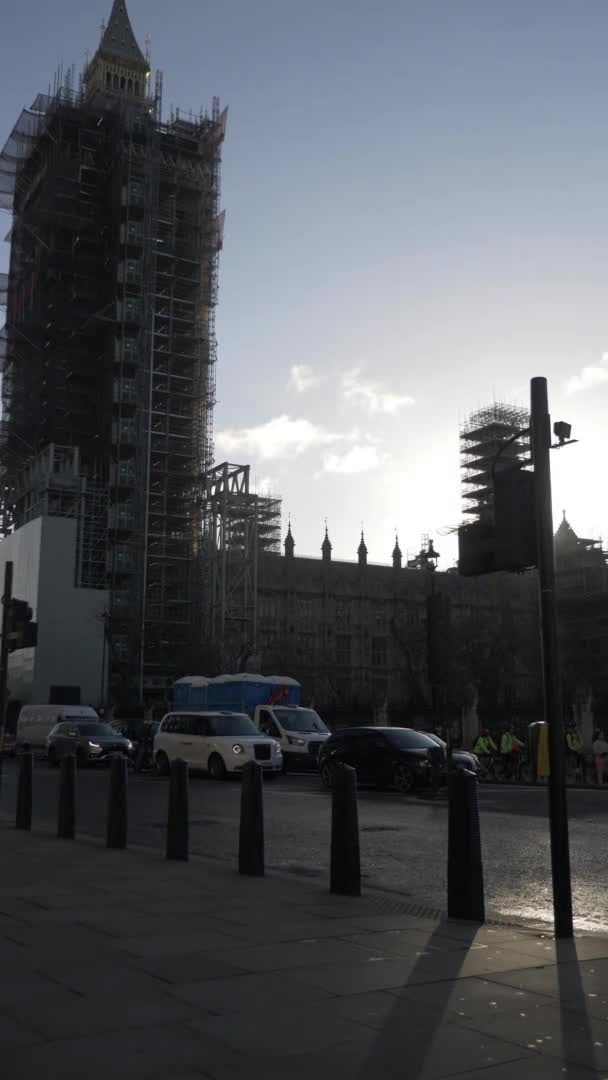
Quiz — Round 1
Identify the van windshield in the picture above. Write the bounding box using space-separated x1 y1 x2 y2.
207 714 258 737
273 708 328 734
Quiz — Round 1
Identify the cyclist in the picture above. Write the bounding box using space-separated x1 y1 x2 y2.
473 729 497 756
500 726 525 781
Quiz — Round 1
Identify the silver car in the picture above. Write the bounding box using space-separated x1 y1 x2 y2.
46 720 134 767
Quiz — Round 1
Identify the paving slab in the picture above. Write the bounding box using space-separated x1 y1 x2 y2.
461 1001 608 1071
168 969 333 1013
390 973 557 1019
1 826 608 1079
301 1023 532 1080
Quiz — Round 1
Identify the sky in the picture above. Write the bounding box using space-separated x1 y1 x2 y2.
1 0 608 566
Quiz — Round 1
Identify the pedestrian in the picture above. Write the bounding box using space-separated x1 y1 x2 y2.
592 729 608 786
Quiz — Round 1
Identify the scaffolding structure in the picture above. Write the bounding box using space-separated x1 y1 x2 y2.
202 463 282 669
0 4 226 701
460 403 530 522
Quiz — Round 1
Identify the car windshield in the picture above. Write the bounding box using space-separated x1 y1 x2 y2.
385 729 440 751
74 722 118 736
207 714 258 737
273 708 329 734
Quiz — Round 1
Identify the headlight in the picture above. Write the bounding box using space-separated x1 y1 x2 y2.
89 742 101 749
232 744 243 754
273 740 282 753
125 741 134 751
287 736 305 746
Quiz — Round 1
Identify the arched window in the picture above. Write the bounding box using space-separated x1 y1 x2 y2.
106 71 112 87
120 76 126 90
128 79 133 94
113 74 119 89
135 82 140 97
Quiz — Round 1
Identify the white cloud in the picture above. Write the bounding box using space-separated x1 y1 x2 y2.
289 364 327 393
322 445 387 474
216 414 353 462
342 369 414 414
566 356 608 395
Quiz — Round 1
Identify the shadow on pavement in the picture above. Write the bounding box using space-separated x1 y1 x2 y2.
557 939 598 1073
357 920 478 1079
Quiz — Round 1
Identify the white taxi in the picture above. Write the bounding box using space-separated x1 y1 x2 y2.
154 710 282 779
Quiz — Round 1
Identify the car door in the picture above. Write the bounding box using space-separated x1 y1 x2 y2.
159 715 178 761
340 733 370 782
60 724 80 759
171 714 194 766
188 715 211 768
364 733 393 787
50 722 68 757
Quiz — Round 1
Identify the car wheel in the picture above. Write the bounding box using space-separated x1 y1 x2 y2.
47 747 59 768
319 761 334 790
393 762 414 794
208 753 227 781
155 750 170 777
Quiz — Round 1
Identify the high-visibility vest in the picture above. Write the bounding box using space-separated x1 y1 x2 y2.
501 732 513 753
474 736 496 754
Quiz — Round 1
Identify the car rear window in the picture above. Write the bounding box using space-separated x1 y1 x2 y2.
385 729 439 751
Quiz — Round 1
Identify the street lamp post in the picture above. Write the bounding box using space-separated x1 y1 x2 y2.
530 376 573 939
420 539 442 728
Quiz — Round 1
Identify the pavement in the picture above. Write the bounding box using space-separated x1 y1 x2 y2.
2 824 608 1079
3 760 608 932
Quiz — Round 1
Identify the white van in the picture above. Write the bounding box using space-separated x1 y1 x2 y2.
255 705 330 768
154 710 283 779
16 705 99 754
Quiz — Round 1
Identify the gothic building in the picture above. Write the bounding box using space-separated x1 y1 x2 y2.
255 526 542 731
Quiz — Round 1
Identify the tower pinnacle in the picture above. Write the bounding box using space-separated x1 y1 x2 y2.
99 1 148 69
85 1 149 100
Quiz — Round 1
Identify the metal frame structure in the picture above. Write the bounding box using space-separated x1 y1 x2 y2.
202 462 282 669
9 444 108 590
460 403 530 522
0 4 226 702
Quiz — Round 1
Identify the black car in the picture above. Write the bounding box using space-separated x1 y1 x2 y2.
318 726 443 794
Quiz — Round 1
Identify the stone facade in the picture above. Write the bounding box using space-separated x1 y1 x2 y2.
255 530 542 730
556 515 608 724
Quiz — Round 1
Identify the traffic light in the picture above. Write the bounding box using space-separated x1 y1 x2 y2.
5 598 37 652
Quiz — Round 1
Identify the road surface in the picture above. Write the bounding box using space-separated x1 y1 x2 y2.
2 761 607 932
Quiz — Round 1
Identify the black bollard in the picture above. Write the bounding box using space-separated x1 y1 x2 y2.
57 754 76 839
106 753 128 850
330 763 361 897
15 750 33 832
166 758 189 861
447 768 485 922
239 760 264 876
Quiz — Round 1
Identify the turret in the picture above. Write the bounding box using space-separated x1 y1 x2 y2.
358 530 368 566
322 525 332 563
284 521 295 559
392 534 402 570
